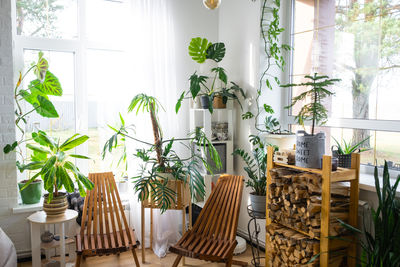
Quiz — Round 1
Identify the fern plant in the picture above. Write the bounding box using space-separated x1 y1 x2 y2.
281 73 341 135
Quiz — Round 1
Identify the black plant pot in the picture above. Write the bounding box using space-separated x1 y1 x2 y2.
200 95 210 109
332 150 352 168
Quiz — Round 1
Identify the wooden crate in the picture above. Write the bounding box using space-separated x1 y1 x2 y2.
266 146 360 267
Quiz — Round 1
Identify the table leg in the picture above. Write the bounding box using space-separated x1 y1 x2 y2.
31 222 41 267
60 222 66 267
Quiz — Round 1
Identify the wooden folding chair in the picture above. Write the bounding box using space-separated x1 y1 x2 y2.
75 172 140 267
169 174 248 267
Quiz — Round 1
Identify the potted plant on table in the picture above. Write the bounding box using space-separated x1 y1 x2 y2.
233 136 270 215
3 52 94 212
175 37 245 114
332 137 370 168
16 131 93 216
103 93 221 213
281 73 341 169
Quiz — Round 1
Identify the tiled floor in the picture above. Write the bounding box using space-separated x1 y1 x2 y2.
18 246 263 267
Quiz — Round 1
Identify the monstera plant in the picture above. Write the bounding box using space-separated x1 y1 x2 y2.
176 37 245 113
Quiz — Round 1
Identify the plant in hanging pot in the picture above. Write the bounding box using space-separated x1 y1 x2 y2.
103 94 222 213
233 136 270 216
281 73 341 169
16 131 94 216
332 136 370 168
175 37 245 114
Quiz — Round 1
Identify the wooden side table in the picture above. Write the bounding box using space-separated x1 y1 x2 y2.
28 209 78 267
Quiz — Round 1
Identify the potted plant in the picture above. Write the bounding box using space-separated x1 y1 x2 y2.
333 161 400 266
18 179 42 204
281 73 341 169
103 94 221 213
331 136 370 168
175 37 245 114
233 136 269 215
16 131 93 216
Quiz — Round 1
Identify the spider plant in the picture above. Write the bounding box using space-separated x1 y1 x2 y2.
103 93 221 212
332 136 370 155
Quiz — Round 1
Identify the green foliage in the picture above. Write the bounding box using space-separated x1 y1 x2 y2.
103 94 222 213
206 43 226 62
282 73 340 135
233 136 271 196
17 131 93 200
176 37 245 114
337 162 400 267
242 112 254 120
188 37 212 63
332 136 370 155
3 52 63 156
244 0 290 135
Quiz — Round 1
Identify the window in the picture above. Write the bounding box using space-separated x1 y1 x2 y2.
288 0 400 173
14 0 130 177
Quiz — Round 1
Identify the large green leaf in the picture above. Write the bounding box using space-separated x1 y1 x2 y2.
35 95 59 118
175 92 185 113
26 144 50 154
34 51 49 81
16 161 45 172
60 135 89 151
43 166 56 191
57 166 74 192
211 67 227 84
189 72 208 99
188 37 212 63
206 42 226 62
41 71 63 96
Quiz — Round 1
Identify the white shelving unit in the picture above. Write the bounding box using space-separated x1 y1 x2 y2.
190 108 234 202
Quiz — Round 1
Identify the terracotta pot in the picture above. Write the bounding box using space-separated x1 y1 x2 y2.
212 96 226 109
43 192 68 217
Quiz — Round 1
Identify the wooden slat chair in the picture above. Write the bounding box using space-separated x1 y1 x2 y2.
75 172 140 267
169 174 248 267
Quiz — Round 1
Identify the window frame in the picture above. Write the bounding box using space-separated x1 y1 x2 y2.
285 0 400 176
12 0 129 177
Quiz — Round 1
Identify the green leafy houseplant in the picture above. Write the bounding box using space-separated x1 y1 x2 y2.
176 37 245 114
16 131 94 202
335 162 400 267
103 94 222 212
332 136 370 155
281 73 341 136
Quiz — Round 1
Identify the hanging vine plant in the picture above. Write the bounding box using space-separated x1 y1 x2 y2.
242 0 291 135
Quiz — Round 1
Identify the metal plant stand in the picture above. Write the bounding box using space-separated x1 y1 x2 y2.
247 205 265 267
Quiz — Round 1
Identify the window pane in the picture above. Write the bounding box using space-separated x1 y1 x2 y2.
291 0 400 121
86 0 130 44
86 49 130 176
23 50 75 139
16 0 78 39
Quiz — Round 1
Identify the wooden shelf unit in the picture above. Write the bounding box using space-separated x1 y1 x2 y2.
266 146 360 267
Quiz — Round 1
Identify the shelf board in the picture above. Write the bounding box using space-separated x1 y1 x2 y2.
274 162 357 182
191 108 233 111
271 221 320 240
211 140 232 144
41 238 74 250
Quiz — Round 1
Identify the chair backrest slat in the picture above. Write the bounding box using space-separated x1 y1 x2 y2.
190 174 243 242
106 175 124 247
97 174 104 248
92 174 99 248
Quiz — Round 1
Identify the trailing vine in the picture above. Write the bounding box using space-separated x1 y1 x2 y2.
242 0 290 134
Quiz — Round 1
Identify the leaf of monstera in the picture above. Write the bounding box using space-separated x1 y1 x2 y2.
206 42 226 62
34 51 49 81
41 71 62 96
189 72 208 99
188 37 212 63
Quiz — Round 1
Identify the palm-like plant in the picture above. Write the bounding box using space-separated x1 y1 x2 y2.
233 136 271 196
103 93 222 212
332 136 370 155
16 131 93 202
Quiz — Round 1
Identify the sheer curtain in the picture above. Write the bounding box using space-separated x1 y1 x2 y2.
126 0 188 258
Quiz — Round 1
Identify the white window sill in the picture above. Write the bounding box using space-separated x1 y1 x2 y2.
359 173 400 196
12 199 43 214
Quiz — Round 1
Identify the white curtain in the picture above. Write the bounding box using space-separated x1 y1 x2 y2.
126 0 189 258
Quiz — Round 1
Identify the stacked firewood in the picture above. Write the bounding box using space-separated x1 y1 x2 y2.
268 168 350 238
266 223 319 266
266 223 346 267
